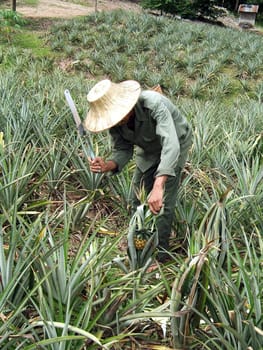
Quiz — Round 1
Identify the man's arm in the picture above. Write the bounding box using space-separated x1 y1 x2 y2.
148 175 168 214
109 128 134 173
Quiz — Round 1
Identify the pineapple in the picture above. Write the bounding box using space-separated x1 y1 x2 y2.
134 229 148 250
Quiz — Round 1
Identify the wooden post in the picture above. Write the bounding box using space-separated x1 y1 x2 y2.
235 0 240 12
12 0 16 11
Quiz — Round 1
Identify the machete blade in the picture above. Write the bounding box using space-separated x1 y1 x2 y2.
64 89 95 159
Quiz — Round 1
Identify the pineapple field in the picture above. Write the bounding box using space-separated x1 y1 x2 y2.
0 3 262 350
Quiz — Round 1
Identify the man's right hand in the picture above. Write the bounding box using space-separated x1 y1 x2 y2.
88 157 117 173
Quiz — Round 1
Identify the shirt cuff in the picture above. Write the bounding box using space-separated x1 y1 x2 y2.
155 168 176 177
107 159 120 175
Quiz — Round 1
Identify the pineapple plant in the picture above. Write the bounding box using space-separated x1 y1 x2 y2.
127 204 159 271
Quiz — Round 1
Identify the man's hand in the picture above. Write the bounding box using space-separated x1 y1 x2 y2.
148 175 167 215
88 157 117 173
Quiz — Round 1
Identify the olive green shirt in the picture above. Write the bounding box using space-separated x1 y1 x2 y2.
109 90 192 177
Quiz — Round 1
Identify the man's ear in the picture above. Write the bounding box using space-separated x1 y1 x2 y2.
151 84 163 94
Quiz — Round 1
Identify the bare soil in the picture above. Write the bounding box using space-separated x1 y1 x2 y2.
17 0 140 18
17 0 263 35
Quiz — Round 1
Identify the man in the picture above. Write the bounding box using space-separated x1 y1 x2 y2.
84 79 192 262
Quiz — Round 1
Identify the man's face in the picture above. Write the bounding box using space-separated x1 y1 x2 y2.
116 109 134 126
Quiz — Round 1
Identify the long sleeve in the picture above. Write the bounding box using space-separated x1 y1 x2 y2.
150 102 180 177
109 128 134 173
134 91 191 176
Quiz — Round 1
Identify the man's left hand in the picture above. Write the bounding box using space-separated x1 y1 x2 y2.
148 175 167 214
148 187 164 215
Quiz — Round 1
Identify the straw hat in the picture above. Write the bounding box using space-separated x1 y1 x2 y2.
84 79 141 132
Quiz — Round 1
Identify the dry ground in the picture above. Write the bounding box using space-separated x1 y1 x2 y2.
17 0 140 18
17 0 263 34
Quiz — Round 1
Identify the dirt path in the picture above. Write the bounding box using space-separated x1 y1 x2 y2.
16 0 262 35
17 0 140 18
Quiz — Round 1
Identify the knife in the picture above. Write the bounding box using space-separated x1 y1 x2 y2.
64 89 95 160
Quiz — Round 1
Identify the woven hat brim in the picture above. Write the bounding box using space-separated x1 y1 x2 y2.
85 80 141 133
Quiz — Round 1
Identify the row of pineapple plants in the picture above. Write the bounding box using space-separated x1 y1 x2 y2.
0 8 262 349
